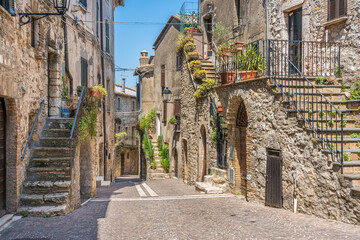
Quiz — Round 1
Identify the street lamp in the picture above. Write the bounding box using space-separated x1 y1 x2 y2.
162 87 172 103
17 0 71 26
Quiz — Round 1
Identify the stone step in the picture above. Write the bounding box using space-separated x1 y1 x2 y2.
45 118 74 130
284 100 360 111
30 157 71 168
42 129 71 138
96 176 104 187
306 127 360 138
323 149 360 161
17 205 67 217
27 167 71 181
306 119 359 129
343 174 360 187
37 138 70 148
20 192 69 206
343 161 360 174
275 92 346 101
101 181 111 188
351 187 360 196
316 138 360 149
22 180 71 194
272 84 343 93
148 172 167 179
195 182 223 194
31 147 71 158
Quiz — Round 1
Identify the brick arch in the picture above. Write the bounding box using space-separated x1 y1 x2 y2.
226 96 249 196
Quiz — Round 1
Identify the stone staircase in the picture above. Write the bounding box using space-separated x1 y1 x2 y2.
18 118 74 216
200 59 216 81
273 77 360 195
147 137 169 180
195 167 228 194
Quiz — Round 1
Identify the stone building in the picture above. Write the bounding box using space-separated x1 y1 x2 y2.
114 79 139 177
0 0 124 217
192 0 360 223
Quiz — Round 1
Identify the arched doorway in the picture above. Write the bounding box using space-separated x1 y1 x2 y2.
235 101 248 195
0 98 6 217
198 125 207 182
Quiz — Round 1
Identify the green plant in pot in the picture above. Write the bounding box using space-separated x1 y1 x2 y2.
168 117 177 125
184 42 196 52
115 118 122 124
235 44 264 81
187 51 200 61
193 70 207 81
189 60 202 73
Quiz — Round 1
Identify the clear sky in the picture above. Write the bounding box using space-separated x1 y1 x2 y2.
114 0 188 89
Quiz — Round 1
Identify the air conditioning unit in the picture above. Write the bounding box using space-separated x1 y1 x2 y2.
229 168 235 184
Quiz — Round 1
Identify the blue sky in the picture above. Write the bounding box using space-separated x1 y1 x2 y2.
114 0 187 89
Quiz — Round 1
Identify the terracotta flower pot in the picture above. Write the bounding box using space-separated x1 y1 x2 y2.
238 71 257 81
220 72 235 84
218 105 223 114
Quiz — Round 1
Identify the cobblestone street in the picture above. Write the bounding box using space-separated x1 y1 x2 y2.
1 177 360 240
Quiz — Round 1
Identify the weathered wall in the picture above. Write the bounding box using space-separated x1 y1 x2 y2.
216 79 360 224
180 55 217 183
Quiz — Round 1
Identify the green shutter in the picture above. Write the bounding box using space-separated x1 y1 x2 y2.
106 21 110 53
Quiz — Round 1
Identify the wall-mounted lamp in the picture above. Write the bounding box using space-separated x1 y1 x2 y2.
17 0 70 26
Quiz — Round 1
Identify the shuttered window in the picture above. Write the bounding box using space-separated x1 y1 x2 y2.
105 20 110 53
0 0 15 15
161 65 165 88
176 55 181 71
163 101 167 123
173 99 181 116
235 0 241 24
81 58 88 87
328 0 347 21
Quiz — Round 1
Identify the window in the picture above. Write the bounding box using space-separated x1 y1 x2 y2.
161 65 165 88
96 1 99 38
173 99 181 117
176 55 181 71
132 101 135 111
81 58 88 87
125 127 128 139
105 20 110 53
79 0 87 9
127 152 130 159
163 101 167 123
328 0 347 21
235 0 241 24
132 127 135 145
118 126 121 132
117 98 120 110
0 0 15 15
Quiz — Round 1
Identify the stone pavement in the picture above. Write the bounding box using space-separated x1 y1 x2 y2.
1 177 360 240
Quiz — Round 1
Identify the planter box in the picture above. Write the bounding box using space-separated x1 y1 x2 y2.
220 72 235 84
238 71 257 81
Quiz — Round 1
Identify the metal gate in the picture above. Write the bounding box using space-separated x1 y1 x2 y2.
0 98 5 216
265 149 282 208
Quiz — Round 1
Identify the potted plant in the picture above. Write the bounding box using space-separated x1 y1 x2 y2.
115 118 122 124
168 117 177 125
150 160 157 169
77 85 83 96
218 105 223 114
90 85 107 98
184 42 196 52
235 41 244 51
235 44 263 81
193 70 207 80
187 51 200 61
189 60 202 73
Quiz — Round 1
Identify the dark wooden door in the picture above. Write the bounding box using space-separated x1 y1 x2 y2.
265 149 282 208
0 98 6 216
120 153 125 175
289 8 302 73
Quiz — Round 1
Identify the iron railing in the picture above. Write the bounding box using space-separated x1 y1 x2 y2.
180 2 199 33
69 86 86 170
268 39 343 171
21 99 45 160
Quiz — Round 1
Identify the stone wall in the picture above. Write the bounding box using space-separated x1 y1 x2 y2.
215 79 360 224
180 56 217 183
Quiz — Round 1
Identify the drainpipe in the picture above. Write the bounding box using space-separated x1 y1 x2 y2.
63 16 73 96
100 0 107 180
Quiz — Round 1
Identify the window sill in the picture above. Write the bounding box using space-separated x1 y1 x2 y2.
324 16 348 27
0 5 15 19
79 3 88 13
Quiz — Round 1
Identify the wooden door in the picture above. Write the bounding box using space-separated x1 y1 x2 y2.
0 98 6 216
265 149 282 208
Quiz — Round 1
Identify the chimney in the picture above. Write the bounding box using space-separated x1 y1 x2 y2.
140 50 149 66
122 78 126 93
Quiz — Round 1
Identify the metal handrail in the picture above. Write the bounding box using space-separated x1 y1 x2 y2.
268 39 343 171
70 86 85 140
21 99 45 160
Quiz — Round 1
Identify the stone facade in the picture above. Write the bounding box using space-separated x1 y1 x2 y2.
114 82 139 177
0 0 123 216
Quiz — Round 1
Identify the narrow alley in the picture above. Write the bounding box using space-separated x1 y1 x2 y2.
1 177 360 240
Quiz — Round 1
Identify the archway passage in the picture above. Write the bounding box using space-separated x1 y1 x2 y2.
0 98 6 216
235 101 248 195
199 126 207 182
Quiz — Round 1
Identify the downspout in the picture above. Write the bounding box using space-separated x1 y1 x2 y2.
63 16 73 96
100 0 107 180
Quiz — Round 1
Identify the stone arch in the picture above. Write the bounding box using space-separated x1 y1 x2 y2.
226 96 249 196
198 125 208 182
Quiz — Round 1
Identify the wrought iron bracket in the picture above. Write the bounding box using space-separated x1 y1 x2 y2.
18 12 62 26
